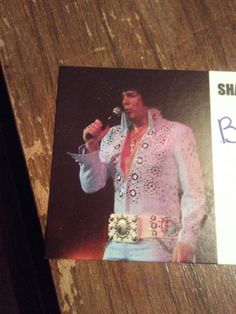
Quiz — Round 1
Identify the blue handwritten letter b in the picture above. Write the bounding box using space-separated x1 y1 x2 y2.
218 116 236 144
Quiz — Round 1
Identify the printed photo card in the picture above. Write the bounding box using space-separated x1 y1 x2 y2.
45 66 236 264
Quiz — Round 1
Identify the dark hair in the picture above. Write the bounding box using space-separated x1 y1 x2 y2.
121 87 151 107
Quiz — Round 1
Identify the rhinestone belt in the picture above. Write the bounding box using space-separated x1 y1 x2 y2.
108 213 180 243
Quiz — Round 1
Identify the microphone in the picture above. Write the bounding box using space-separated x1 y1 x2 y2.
106 106 122 123
85 106 122 140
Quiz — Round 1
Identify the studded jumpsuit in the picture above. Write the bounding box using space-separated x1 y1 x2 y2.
71 109 206 262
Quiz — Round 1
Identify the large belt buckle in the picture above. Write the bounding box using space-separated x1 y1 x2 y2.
108 214 138 243
149 215 179 239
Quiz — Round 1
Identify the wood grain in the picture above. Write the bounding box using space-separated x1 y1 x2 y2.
1 0 236 313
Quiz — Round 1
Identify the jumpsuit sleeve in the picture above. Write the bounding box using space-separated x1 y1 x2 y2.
174 126 206 251
68 144 109 193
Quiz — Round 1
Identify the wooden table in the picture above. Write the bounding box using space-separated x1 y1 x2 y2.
1 1 236 313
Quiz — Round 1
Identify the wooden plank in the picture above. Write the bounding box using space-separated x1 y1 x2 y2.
0 69 59 313
1 0 236 313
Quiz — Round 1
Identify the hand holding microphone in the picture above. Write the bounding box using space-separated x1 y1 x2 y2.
83 107 122 152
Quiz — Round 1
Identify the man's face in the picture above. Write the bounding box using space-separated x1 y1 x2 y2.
122 90 147 121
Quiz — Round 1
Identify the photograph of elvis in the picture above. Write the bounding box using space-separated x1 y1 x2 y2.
45 67 216 263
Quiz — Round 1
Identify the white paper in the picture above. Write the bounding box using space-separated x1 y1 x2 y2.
209 71 236 264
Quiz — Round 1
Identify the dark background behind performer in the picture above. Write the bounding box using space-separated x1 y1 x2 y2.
45 66 216 263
